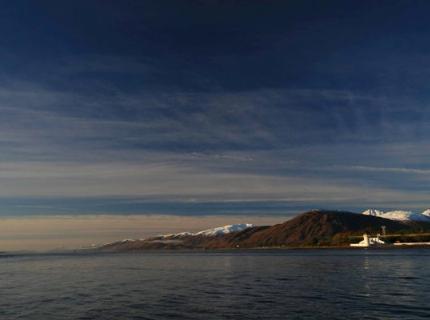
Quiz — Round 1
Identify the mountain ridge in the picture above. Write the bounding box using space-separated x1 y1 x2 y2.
100 210 430 251
362 209 430 222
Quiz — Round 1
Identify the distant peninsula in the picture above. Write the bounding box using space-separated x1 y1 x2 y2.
99 210 430 251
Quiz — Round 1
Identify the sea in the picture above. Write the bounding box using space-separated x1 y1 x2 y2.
1 249 429 320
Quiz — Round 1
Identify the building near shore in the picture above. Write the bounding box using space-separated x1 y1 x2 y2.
350 234 385 247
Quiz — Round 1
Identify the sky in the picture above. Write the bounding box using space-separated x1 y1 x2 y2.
0 215 286 251
1 0 430 229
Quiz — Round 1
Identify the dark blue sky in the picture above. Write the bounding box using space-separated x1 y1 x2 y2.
0 0 429 216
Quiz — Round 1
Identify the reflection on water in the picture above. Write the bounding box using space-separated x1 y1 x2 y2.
1 249 430 319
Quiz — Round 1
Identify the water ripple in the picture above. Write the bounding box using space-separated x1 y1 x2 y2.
1 249 430 319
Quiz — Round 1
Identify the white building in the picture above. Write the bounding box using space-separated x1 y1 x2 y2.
350 233 385 247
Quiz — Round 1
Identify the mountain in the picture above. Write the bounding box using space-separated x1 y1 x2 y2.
362 209 430 222
161 223 254 237
218 210 414 248
100 210 430 251
421 209 430 217
101 223 256 251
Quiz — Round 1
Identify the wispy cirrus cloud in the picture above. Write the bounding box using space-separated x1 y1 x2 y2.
1 81 428 155
333 165 430 175
0 76 429 214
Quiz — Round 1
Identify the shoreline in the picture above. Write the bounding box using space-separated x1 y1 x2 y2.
3 245 430 256
96 244 430 253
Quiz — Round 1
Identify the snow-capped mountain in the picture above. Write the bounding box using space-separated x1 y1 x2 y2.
362 209 430 222
422 209 430 217
195 224 254 236
161 223 254 238
100 210 430 252
362 209 385 217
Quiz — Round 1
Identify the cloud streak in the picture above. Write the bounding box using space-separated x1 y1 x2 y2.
0 78 429 214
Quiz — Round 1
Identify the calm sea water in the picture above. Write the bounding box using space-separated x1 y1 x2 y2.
1 249 430 320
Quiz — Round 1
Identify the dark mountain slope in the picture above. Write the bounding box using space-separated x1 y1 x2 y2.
223 210 412 247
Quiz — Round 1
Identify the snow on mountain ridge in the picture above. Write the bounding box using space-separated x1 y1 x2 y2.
362 209 430 222
162 223 254 238
422 209 430 217
362 209 385 217
196 223 254 236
